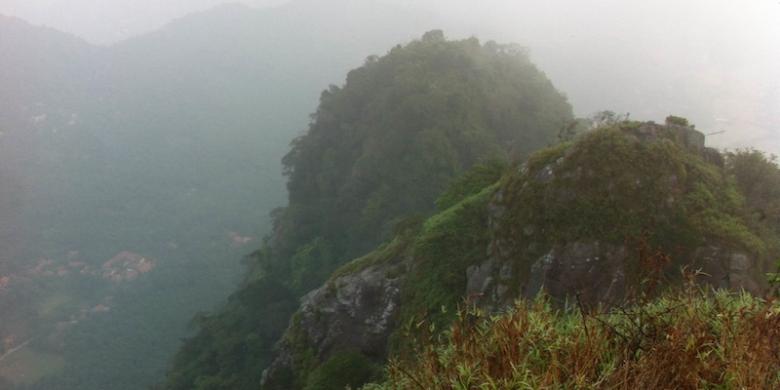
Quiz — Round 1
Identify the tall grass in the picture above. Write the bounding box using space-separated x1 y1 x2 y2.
366 283 780 389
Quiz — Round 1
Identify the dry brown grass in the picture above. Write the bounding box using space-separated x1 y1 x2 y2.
366 283 780 390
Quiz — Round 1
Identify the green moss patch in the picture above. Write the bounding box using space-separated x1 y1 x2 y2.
390 184 498 353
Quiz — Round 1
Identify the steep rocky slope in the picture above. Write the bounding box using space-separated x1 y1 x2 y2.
262 119 776 389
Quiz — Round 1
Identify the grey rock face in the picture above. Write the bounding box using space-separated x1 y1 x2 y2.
535 164 555 183
262 256 405 386
466 240 631 309
632 122 706 151
466 258 494 297
472 237 765 311
693 245 763 294
525 241 628 306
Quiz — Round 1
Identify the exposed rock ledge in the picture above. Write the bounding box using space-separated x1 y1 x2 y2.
262 253 406 387
467 240 764 310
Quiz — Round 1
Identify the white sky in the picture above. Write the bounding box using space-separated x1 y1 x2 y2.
0 0 286 44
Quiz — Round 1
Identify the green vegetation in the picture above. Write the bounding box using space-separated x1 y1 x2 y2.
164 31 572 390
5 4 779 390
665 114 691 127
435 159 506 211
726 149 780 242
493 123 776 288
277 121 780 389
266 168 505 389
366 288 780 389
272 30 572 293
329 233 414 281
394 184 497 343
163 279 298 390
724 149 780 292
303 351 382 390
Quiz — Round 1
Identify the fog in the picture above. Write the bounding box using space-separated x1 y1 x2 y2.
398 0 780 152
2 0 778 151
0 0 286 44
1 1 779 389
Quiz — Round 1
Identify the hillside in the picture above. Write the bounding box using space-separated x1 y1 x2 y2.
260 119 779 389
162 31 574 390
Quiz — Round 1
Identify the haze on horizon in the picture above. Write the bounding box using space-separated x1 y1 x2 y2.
0 0 288 44
2 0 778 153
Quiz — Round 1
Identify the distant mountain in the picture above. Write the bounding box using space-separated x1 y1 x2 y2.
0 1 439 389
0 14 96 128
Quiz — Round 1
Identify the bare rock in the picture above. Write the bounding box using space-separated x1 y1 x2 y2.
525 241 628 306
262 256 405 387
693 245 763 294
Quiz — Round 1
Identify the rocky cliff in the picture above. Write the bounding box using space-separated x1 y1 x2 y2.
262 119 775 388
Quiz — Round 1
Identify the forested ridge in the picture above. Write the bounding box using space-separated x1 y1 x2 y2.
162 31 574 389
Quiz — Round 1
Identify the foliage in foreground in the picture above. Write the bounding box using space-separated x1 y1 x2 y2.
366 285 780 389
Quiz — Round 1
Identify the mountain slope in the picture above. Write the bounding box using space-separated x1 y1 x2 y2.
162 31 573 390
262 119 777 389
0 15 97 129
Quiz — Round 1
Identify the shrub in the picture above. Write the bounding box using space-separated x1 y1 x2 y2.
665 115 690 127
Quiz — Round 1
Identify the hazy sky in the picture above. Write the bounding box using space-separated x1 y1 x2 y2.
1 0 778 151
0 0 286 44
442 0 780 151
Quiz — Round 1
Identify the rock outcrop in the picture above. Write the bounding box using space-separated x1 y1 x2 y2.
262 250 408 388
262 121 774 388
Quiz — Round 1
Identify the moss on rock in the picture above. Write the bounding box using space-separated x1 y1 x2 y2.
264 121 780 389
493 123 769 291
